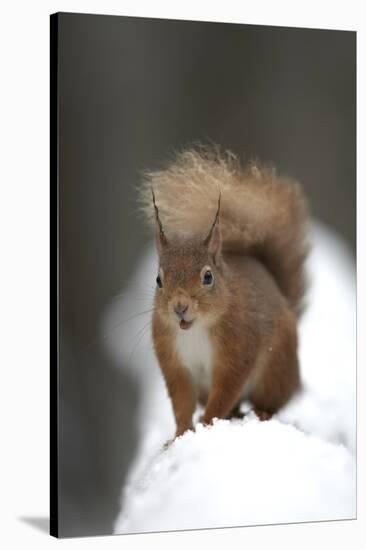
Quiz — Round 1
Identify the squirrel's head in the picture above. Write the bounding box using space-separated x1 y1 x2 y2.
152 191 227 331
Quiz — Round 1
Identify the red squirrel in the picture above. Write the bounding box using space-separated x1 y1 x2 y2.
140 147 309 438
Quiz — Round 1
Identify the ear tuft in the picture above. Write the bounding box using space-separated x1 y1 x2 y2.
203 193 222 262
151 187 168 253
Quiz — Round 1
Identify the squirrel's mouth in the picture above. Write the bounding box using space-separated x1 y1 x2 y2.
179 319 194 330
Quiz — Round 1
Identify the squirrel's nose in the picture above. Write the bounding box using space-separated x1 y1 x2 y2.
174 303 188 319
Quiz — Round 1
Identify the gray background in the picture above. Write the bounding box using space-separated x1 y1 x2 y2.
56 12 356 537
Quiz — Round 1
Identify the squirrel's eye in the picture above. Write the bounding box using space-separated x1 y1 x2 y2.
202 270 213 285
156 274 163 288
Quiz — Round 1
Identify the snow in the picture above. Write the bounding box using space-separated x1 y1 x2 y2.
101 221 356 535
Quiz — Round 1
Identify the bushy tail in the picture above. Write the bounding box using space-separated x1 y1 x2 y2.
139 146 310 317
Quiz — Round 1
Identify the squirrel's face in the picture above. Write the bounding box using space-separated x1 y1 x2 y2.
152 191 224 330
154 239 227 331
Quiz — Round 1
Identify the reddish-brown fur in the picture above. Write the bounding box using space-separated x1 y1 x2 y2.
141 147 309 439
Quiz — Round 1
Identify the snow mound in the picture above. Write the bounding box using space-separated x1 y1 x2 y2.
116 417 355 533
101 221 356 534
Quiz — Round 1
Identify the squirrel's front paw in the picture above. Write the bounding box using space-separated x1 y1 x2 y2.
198 414 214 426
253 408 272 421
163 426 194 450
175 424 194 439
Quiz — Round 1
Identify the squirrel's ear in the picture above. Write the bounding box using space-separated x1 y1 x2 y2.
151 188 168 253
204 194 222 263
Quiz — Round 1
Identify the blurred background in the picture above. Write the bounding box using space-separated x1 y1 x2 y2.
55 12 355 537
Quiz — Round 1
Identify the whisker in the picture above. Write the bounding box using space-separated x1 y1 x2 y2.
104 308 156 335
82 307 156 353
108 288 156 303
128 319 152 361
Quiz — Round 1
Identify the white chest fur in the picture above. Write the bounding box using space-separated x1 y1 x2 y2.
175 322 213 390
